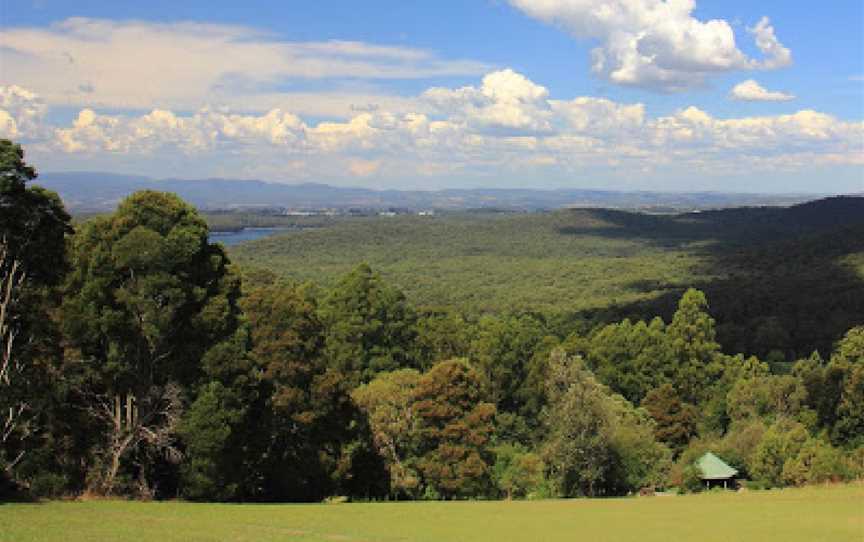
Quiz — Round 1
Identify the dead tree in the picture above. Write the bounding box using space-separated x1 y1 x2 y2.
87 383 184 497
0 237 31 478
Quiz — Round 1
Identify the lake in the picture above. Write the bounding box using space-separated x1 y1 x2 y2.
209 227 288 246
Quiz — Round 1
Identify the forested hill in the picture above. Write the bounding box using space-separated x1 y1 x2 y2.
3 135 863 504
684 196 864 239
229 196 864 361
39 170 818 213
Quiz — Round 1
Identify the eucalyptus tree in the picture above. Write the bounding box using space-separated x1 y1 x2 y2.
0 139 70 489
63 191 252 496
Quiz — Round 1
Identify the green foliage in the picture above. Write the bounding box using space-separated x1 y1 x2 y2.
242 280 387 501
352 369 423 498
230 211 702 315
726 375 809 424
415 310 473 368
64 190 243 391
832 326 864 365
6 162 864 502
320 263 418 385
573 318 672 405
0 139 71 286
542 350 670 497
667 289 724 404
833 363 864 447
470 313 550 418
230 202 864 362
0 140 71 491
750 420 810 487
782 437 850 486
62 190 251 497
491 443 545 499
606 396 672 492
179 382 245 501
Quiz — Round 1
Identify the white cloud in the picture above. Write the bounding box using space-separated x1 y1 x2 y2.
749 17 793 70
0 17 489 114
508 1 791 91
729 80 795 102
3 69 861 188
0 85 48 139
423 69 553 135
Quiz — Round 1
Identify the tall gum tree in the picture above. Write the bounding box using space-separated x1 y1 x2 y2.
62 190 248 496
0 139 70 489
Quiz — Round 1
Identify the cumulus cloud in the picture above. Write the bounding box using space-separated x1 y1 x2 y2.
0 85 48 139
508 1 792 91
749 17 793 70
2 69 861 186
729 80 795 102
52 106 308 153
423 69 553 135
0 17 488 115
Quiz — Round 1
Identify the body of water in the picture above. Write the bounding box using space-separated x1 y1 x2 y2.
209 227 288 246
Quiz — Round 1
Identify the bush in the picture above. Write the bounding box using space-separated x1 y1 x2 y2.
681 464 704 493
782 438 850 486
28 473 69 499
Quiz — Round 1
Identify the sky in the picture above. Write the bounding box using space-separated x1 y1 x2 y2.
1 0 862 193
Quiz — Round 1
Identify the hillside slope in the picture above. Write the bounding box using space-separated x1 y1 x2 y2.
229 197 864 359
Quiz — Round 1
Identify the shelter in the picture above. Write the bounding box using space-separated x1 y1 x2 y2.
696 452 738 489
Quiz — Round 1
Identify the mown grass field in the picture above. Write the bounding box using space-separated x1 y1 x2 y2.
2 484 861 542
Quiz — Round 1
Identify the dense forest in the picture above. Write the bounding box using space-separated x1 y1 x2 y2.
1 138 863 503
229 197 864 362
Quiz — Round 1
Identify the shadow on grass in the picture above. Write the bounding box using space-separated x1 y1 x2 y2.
0 484 39 504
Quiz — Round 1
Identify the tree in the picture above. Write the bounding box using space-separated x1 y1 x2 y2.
606 395 672 493
781 437 849 486
794 352 844 433
833 364 864 447
352 368 423 498
542 350 615 497
243 281 385 501
641 384 698 456
580 317 674 405
832 326 864 365
0 140 71 490
543 350 670 497
726 375 809 425
750 419 809 487
413 359 496 499
319 264 418 385
179 381 247 500
0 237 30 482
63 191 249 496
469 313 549 417
667 289 723 404
415 310 473 368
491 443 544 499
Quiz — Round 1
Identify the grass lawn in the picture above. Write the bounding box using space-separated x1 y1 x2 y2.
1 484 862 542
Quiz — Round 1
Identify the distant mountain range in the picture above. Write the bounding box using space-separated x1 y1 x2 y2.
37 171 830 213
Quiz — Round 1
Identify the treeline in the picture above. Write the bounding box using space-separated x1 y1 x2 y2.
1 139 862 502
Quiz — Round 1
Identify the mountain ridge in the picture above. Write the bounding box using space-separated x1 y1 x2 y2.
37 171 829 213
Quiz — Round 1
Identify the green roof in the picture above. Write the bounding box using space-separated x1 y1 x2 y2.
696 452 738 480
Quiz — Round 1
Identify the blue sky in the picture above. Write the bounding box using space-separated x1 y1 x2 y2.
1 0 862 193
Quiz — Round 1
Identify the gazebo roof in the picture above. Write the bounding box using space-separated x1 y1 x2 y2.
696 452 738 480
